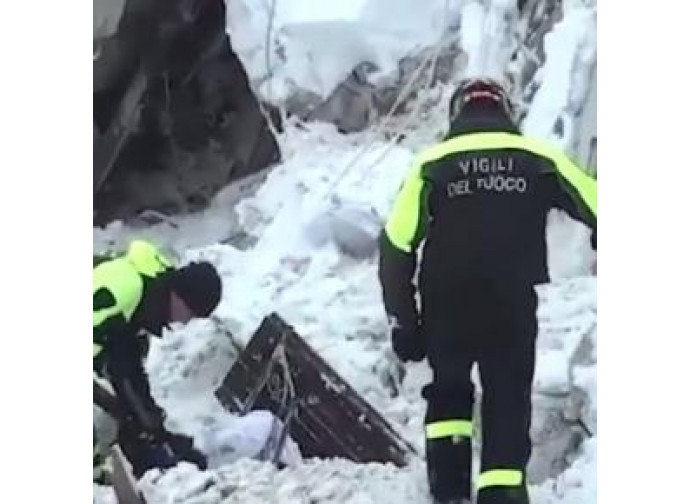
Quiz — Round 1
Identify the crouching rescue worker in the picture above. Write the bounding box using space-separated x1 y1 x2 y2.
93 240 222 482
378 79 596 504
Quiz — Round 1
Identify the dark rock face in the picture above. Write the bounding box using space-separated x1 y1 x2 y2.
93 0 281 225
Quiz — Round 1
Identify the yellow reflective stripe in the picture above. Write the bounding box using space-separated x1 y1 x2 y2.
435 132 597 216
127 240 171 277
384 132 597 253
93 342 103 358
93 258 144 325
425 419 473 439
384 161 424 253
477 469 524 490
93 304 120 328
550 149 597 216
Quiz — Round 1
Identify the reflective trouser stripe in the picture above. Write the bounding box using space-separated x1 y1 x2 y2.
477 469 524 490
425 419 473 439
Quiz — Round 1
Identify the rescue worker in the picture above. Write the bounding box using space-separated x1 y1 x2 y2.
93 239 222 482
377 78 596 504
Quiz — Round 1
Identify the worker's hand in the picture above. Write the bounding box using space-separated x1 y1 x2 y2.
391 325 426 363
148 407 168 435
130 404 168 443
165 432 208 471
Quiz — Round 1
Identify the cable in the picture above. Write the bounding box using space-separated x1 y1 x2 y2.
265 0 278 101
322 0 453 201
255 0 286 153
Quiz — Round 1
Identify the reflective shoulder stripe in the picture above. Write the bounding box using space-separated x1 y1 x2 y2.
440 132 597 216
126 240 172 277
384 132 597 252
425 419 473 439
93 258 144 327
477 469 524 490
384 159 425 253
515 134 596 217
383 139 480 253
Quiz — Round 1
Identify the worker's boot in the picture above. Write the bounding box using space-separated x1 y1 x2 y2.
426 435 473 503
477 486 530 504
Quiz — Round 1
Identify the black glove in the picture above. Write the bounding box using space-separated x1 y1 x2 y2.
116 416 173 478
137 404 168 441
120 425 208 476
117 404 167 449
164 432 208 471
392 324 426 363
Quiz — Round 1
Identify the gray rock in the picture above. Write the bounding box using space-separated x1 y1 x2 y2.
93 0 281 225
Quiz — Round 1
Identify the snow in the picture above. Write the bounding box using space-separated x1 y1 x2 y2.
139 457 430 504
534 349 571 395
94 1 597 502
521 2 597 145
460 1 488 77
226 0 456 102
460 0 518 80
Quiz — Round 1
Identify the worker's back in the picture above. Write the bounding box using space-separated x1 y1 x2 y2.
418 131 565 293
381 80 595 338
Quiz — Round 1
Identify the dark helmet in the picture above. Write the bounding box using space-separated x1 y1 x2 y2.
449 78 513 123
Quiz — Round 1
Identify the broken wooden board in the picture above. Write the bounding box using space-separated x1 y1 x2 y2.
215 313 417 467
110 444 147 504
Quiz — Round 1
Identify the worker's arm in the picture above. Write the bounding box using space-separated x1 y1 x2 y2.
94 289 166 434
544 151 597 249
378 159 430 330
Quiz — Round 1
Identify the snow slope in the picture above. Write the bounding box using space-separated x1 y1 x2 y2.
94 119 596 504
93 1 596 503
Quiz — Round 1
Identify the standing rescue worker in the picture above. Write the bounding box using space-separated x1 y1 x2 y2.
378 79 596 504
93 239 222 482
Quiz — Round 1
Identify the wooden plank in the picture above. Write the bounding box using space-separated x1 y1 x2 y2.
110 444 147 504
215 313 417 467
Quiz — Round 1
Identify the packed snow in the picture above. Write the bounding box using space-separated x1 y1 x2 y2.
93 0 597 503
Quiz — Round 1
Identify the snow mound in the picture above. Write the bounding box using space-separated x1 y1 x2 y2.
140 458 429 504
